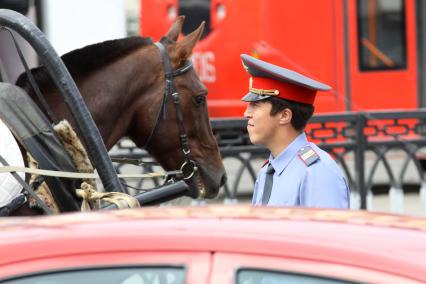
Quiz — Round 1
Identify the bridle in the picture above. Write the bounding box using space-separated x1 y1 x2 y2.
141 40 198 181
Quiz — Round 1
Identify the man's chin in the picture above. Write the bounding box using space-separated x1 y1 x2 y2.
249 138 260 145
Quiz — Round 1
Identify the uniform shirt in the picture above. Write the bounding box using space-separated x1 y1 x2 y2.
252 133 349 208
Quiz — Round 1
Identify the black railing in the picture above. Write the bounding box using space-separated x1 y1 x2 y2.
110 109 426 210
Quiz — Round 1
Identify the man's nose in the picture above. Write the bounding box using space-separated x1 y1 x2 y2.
243 105 251 118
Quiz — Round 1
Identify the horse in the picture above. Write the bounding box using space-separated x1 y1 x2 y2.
10 16 226 215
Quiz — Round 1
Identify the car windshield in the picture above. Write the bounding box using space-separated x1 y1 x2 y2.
237 269 359 284
2 267 185 284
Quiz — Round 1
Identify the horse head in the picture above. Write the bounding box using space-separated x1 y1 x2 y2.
129 17 226 198
13 16 226 207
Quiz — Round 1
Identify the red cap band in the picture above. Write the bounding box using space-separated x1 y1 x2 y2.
251 77 316 104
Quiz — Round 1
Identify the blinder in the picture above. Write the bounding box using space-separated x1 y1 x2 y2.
142 40 199 183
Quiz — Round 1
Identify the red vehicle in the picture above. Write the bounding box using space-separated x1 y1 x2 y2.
141 0 426 117
1 205 426 283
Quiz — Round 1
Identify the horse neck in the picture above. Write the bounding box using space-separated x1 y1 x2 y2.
81 47 161 149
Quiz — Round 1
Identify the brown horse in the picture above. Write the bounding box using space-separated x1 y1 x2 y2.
12 17 226 214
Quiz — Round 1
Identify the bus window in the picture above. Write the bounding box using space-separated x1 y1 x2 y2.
178 0 211 39
357 0 406 71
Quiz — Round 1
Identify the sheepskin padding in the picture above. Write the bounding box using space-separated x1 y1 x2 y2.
28 120 96 212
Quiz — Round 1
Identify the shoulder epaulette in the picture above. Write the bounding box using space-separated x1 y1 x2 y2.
298 146 320 166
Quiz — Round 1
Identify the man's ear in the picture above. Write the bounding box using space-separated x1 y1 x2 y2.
279 108 292 125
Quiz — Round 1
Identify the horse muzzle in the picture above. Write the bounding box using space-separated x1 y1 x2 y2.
185 163 227 199
180 159 205 198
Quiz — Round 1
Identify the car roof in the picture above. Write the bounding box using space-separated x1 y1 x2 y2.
1 205 426 279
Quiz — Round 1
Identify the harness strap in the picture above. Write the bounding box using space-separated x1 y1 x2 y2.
141 79 168 149
141 41 198 181
172 63 193 77
0 165 167 179
154 41 193 163
141 42 172 150
110 157 159 166
0 27 57 123
155 41 175 81
0 154 53 214
156 41 173 121
172 92 191 160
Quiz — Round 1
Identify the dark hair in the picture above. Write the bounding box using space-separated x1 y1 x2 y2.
268 97 314 131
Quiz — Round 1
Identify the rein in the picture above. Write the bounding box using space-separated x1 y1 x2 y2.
142 40 198 181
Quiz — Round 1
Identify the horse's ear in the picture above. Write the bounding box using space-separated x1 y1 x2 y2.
165 15 185 42
174 21 205 64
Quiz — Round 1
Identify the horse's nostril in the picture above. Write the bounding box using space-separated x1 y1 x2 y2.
220 173 227 187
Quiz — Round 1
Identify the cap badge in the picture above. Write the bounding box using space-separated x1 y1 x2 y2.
249 79 280 96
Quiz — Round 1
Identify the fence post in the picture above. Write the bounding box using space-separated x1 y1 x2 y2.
356 113 367 209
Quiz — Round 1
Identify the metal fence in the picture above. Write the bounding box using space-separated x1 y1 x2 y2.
111 109 426 214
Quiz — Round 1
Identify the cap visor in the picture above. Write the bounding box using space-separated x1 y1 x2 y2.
241 92 271 102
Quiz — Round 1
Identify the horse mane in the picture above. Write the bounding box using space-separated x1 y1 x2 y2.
16 36 153 90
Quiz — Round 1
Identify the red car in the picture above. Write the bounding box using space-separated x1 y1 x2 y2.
0 205 426 283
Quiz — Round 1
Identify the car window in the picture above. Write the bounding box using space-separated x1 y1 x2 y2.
237 269 358 284
2 267 185 284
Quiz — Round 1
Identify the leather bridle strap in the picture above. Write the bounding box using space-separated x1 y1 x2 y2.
142 41 197 180
141 42 192 150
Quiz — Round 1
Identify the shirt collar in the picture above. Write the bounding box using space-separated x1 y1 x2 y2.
269 132 309 175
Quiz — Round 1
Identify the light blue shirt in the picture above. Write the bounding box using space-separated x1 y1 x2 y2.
252 133 349 208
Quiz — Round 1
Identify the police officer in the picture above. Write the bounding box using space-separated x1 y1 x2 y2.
241 54 349 208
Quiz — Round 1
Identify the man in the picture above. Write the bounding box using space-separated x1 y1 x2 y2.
241 54 349 208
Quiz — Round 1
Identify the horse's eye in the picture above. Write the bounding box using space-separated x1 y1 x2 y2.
193 95 206 106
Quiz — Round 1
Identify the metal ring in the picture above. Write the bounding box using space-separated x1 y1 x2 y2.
180 160 198 180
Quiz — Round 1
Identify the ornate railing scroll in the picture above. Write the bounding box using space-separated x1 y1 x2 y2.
361 110 426 213
110 109 426 213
